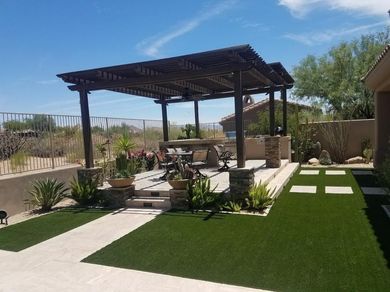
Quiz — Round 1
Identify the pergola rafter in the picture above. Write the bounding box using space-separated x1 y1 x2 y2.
57 44 294 169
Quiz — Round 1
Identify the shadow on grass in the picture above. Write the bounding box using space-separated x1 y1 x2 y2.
162 209 226 220
353 171 390 268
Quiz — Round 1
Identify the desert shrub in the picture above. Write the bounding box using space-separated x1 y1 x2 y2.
29 178 68 212
0 132 26 160
69 177 99 206
10 150 28 172
245 183 274 212
187 178 219 211
318 121 350 163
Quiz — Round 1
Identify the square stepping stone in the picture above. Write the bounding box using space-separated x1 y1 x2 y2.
381 205 390 218
361 187 389 196
290 185 317 194
325 186 353 194
299 170 319 175
352 170 373 176
325 170 346 175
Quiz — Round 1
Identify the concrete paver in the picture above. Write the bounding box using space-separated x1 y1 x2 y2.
325 170 346 175
299 170 319 175
290 185 317 194
325 186 353 194
0 208 270 292
361 187 389 195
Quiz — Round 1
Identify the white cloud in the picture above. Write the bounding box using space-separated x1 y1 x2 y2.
284 20 389 45
279 0 390 18
136 0 237 57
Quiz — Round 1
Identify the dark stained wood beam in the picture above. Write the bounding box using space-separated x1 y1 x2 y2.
194 100 200 138
234 71 245 168
68 63 253 91
178 59 234 89
281 87 287 135
161 101 169 142
79 89 94 168
134 65 212 95
269 90 275 136
97 70 180 97
153 84 293 104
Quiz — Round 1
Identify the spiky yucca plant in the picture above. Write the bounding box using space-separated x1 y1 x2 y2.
245 182 274 212
187 177 219 211
29 178 68 212
69 177 99 206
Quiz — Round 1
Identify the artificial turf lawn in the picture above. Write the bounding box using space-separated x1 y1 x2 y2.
0 207 110 251
84 169 390 291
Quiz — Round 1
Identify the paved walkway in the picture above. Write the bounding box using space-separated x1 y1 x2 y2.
0 208 269 292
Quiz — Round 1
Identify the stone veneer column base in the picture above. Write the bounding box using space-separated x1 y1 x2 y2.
77 167 103 186
265 136 281 168
169 189 188 209
99 185 134 208
228 167 254 200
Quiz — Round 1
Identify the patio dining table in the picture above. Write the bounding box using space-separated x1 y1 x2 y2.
165 151 193 162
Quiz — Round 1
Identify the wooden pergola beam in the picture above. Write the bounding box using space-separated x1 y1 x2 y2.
234 71 245 168
68 63 253 92
194 100 200 138
269 90 275 136
281 87 287 135
153 84 293 104
79 89 93 168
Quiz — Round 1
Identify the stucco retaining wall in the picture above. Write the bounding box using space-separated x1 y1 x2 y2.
0 165 81 216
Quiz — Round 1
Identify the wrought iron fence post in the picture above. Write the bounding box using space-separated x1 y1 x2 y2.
143 119 146 150
213 123 216 138
105 117 111 159
48 114 55 169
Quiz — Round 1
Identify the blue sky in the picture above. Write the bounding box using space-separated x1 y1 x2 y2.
0 0 389 124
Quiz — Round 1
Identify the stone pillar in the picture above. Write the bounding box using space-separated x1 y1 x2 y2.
77 167 103 186
374 91 390 167
99 185 134 208
265 136 281 168
169 189 188 209
228 167 254 200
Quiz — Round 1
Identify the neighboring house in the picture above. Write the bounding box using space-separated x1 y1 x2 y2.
219 96 313 133
362 44 390 167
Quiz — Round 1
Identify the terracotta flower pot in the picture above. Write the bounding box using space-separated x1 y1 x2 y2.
107 176 135 188
168 179 191 190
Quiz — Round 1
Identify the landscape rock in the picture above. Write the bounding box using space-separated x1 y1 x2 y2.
308 158 320 165
319 150 332 165
344 156 365 164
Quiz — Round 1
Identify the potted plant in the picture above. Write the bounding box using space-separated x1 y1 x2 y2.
167 158 195 190
107 157 139 188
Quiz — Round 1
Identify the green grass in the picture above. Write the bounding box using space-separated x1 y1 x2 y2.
84 168 390 291
0 207 110 251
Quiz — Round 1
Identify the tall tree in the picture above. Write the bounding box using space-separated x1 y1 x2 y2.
292 27 390 119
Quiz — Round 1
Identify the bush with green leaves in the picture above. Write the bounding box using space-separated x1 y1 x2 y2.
187 177 219 211
222 200 242 212
245 182 274 212
69 177 99 206
29 178 68 212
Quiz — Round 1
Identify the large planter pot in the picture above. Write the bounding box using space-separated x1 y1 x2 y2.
107 176 135 188
168 179 191 190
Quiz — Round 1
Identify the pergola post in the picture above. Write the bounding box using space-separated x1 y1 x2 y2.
234 71 245 168
281 87 287 135
194 100 200 138
79 88 94 168
161 101 169 142
269 90 275 136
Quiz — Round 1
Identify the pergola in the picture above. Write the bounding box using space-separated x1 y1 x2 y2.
57 44 294 169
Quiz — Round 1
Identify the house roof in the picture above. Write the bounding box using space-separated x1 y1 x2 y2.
220 98 312 123
362 44 390 81
57 44 294 103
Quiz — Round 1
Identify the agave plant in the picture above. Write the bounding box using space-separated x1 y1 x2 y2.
187 177 219 211
113 134 135 155
245 182 274 212
222 200 242 212
29 178 68 212
69 177 99 206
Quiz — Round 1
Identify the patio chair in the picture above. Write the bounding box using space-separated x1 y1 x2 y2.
188 149 209 178
213 145 234 172
153 150 175 180
0 210 8 225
